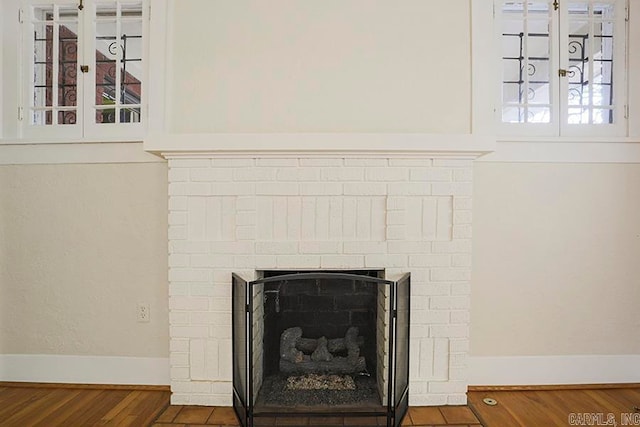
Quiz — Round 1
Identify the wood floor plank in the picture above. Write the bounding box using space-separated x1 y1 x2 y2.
0 387 52 421
155 404 183 423
438 406 480 424
408 406 447 424
4 388 83 426
207 406 240 425
173 405 216 424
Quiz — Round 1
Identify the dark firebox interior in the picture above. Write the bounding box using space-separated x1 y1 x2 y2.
257 270 383 408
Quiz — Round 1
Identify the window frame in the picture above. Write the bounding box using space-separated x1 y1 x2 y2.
496 0 629 139
19 0 148 142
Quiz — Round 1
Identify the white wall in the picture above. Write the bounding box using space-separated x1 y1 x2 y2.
470 162 640 383
0 163 170 382
167 0 471 134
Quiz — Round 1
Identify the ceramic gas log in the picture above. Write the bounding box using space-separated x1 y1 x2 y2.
279 326 366 374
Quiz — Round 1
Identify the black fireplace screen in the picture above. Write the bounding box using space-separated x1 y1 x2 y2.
232 271 410 427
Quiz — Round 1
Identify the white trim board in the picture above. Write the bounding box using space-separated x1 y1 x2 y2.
469 355 640 386
0 354 170 385
0 142 165 165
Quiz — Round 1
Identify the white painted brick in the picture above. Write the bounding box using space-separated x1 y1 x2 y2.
450 352 469 368
344 158 388 166
453 168 473 182
236 225 256 240
433 338 450 379
169 212 187 225
365 254 407 268
210 241 254 254
387 182 431 196
449 339 470 353
385 196 405 210
451 254 472 267
211 381 232 394
170 352 190 366
255 241 298 255
185 183 212 196
190 339 216 380
407 381 429 395
170 367 190 380
234 255 278 269
168 183 186 196
412 310 450 325
218 339 233 381
454 197 473 210
430 296 470 310
169 168 190 182
210 325 232 339
169 196 188 212
410 324 429 338
388 158 433 167
418 339 434 378
299 183 343 195
168 226 187 240
321 167 364 181
387 241 431 254
191 311 231 325
256 183 299 195
343 241 387 254
170 159 211 168
343 183 387 196
453 210 473 225
170 326 209 339
386 211 405 225
276 168 321 181
256 158 298 167
429 380 467 394
169 296 209 311
410 394 448 406
432 182 473 196
430 324 469 338
209 297 231 311
170 339 189 353
190 168 233 182
169 312 190 325
409 254 451 267
190 284 219 297
235 196 256 211
169 283 189 296
452 225 473 239
409 168 452 182
385 225 405 240
169 254 189 268
171 381 191 393
169 268 211 282
233 168 276 182
320 255 365 269
299 241 342 254
450 310 470 324
447 393 468 405
432 240 472 254
412 282 451 296
276 255 321 268
211 182 255 196
299 158 343 166
451 282 471 295
211 158 254 167
190 255 234 268
365 168 407 181
431 268 471 282
191 382 212 393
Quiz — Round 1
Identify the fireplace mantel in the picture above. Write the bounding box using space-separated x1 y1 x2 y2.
145 132 495 159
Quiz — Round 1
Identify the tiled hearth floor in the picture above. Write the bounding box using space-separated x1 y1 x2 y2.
153 405 483 427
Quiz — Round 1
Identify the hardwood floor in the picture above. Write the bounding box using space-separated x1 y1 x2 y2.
1 382 638 427
0 383 170 426
468 386 640 427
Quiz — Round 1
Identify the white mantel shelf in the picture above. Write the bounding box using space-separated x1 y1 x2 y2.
144 133 496 159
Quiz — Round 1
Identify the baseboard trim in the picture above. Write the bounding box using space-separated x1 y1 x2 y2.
0 381 170 391
0 354 170 386
468 383 640 392
469 355 640 386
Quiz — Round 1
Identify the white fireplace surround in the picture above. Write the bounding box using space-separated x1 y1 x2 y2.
165 143 482 407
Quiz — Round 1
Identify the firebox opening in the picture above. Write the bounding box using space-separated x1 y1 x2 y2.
254 269 386 412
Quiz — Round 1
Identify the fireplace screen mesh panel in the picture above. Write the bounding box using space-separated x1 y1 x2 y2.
232 271 410 427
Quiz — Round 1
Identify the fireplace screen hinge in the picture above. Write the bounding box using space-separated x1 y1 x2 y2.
245 303 250 313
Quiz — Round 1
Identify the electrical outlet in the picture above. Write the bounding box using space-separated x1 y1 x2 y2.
137 303 150 322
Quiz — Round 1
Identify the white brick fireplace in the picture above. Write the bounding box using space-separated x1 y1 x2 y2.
166 153 475 407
